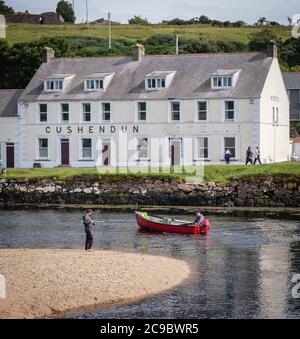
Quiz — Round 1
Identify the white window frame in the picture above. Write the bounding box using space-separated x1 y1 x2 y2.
82 102 92 123
80 138 93 160
36 102 48 124
100 102 112 123
168 100 181 123
194 136 209 160
211 76 233 89
223 100 236 122
36 137 49 160
136 137 149 160
194 100 208 122
84 79 104 92
145 77 166 90
44 79 64 92
136 101 147 123
222 136 237 160
59 102 70 124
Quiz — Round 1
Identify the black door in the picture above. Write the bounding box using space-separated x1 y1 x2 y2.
6 143 15 168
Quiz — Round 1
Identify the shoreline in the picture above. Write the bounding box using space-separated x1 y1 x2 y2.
0 249 191 319
1 203 300 219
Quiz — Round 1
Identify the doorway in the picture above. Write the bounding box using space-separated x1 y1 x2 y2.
60 139 70 166
170 139 181 166
6 143 15 168
102 141 111 166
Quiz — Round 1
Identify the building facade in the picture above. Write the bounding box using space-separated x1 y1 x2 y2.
283 72 300 121
0 43 290 168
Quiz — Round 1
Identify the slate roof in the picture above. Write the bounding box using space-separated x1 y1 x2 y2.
20 52 274 102
0 89 23 117
283 73 300 90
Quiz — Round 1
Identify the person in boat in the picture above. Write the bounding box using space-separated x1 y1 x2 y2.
194 210 205 225
83 209 95 251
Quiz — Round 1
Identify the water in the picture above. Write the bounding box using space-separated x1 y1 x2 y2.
0 209 300 319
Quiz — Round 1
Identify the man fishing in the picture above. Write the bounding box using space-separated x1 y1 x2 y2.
83 209 95 251
194 210 205 225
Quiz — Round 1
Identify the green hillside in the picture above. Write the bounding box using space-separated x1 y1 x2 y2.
6 23 291 46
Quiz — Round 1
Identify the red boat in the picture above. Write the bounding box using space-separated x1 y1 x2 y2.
135 211 210 235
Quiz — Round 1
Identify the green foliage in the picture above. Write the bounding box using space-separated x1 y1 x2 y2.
56 0 75 23
0 0 14 15
128 15 149 25
248 29 279 51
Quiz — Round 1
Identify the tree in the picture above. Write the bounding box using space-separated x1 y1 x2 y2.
56 0 75 23
269 21 280 27
256 17 268 26
198 15 211 24
248 29 279 51
128 15 149 25
0 0 14 15
232 20 246 27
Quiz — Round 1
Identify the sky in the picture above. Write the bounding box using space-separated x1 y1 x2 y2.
5 0 300 24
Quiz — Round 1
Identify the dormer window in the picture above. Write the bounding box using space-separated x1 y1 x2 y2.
145 71 176 91
44 74 73 93
211 69 241 89
85 79 103 91
45 79 63 91
83 73 114 92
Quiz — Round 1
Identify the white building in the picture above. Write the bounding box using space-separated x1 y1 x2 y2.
0 43 290 168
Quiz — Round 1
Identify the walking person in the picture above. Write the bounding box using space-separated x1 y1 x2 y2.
254 147 262 165
225 149 232 165
245 146 253 165
83 209 95 251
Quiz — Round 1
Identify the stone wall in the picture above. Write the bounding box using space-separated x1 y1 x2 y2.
0 175 299 207
6 12 64 24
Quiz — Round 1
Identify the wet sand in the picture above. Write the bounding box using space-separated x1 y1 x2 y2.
0 249 190 319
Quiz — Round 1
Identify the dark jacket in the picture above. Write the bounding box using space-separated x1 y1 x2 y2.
83 215 94 233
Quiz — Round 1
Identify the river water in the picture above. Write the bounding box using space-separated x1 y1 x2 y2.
0 209 300 319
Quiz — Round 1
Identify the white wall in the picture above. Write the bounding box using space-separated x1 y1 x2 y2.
260 59 290 163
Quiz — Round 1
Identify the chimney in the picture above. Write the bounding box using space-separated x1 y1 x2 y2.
266 40 277 58
132 44 145 61
43 47 55 63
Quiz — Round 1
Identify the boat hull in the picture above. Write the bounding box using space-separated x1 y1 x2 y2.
135 212 210 235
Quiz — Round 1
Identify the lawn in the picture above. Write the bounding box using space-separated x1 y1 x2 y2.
3 162 300 184
6 23 291 45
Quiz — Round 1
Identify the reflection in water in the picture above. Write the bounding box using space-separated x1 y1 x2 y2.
0 210 299 319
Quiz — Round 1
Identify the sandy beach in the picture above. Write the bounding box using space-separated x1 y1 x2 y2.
0 248 190 319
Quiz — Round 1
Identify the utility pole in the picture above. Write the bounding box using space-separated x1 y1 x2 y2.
176 34 179 55
72 0 75 11
86 0 89 28
108 12 112 50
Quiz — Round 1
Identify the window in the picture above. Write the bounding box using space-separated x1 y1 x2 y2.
170 101 180 121
84 79 104 91
225 101 235 121
102 103 111 122
38 138 48 159
45 79 63 92
146 77 166 90
212 76 233 89
82 103 91 122
224 137 236 158
290 89 300 120
39 104 48 122
61 103 69 123
196 137 208 159
137 102 147 121
81 139 92 159
137 138 148 159
197 101 207 121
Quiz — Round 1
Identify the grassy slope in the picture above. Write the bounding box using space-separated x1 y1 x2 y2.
6 23 291 45
4 163 300 183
